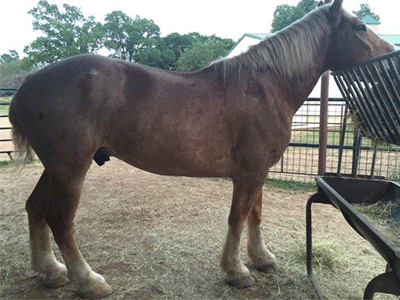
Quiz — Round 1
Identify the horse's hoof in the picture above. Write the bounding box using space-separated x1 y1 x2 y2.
42 273 70 288
41 265 70 288
78 273 112 299
226 273 255 289
79 282 112 299
255 262 278 273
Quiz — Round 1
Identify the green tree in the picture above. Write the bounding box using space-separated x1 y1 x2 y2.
159 32 201 70
176 39 234 72
158 32 221 70
143 40 177 69
271 0 318 32
353 4 380 22
23 0 104 66
0 50 34 88
163 32 206 58
11 1 234 71
0 50 19 64
104 11 161 64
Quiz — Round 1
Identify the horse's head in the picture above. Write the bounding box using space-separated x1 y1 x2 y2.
323 0 395 71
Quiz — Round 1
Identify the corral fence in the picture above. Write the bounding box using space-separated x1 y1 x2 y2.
0 88 15 160
270 97 400 182
1 88 400 182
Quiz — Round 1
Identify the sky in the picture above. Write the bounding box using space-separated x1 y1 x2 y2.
1 0 400 57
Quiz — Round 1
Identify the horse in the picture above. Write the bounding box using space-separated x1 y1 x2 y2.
8 0 395 298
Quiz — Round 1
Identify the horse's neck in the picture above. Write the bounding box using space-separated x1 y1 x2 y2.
260 33 330 112
212 13 332 112
287 56 328 112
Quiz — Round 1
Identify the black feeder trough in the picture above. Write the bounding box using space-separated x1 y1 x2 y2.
307 49 400 299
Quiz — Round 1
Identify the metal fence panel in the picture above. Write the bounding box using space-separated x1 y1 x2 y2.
269 98 400 182
0 89 14 160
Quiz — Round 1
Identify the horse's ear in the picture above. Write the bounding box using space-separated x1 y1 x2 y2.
329 0 343 19
327 0 343 26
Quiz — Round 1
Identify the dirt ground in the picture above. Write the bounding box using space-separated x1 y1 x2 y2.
0 159 395 299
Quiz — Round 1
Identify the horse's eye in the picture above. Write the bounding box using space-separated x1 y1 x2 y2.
354 24 367 33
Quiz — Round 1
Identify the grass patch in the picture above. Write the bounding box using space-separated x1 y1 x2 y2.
290 124 373 148
0 159 38 168
388 164 400 182
265 178 316 191
0 96 11 115
291 127 341 145
0 96 12 103
0 160 15 168
214 177 316 191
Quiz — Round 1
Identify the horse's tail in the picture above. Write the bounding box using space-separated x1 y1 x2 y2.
9 93 35 161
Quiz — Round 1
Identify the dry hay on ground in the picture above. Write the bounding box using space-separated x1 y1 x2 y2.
0 160 397 299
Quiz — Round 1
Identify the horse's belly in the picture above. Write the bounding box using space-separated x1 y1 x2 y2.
111 135 233 177
118 152 232 177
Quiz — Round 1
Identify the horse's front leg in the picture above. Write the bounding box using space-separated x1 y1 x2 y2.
220 175 266 288
247 189 278 273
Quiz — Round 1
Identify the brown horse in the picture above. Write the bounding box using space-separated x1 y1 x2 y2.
8 0 395 298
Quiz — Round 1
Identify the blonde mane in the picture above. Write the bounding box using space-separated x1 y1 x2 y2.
212 5 332 82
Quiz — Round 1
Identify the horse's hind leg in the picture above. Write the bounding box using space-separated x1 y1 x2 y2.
44 165 112 299
246 189 278 273
26 170 69 288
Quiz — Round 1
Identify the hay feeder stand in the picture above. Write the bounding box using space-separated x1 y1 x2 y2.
306 49 400 299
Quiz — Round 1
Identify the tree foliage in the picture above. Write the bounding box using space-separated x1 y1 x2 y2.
0 51 34 88
353 4 380 22
0 50 19 64
161 32 208 69
271 0 318 32
271 1 380 33
23 0 104 66
176 38 234 72
103 11 161 63
1 1 234 73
